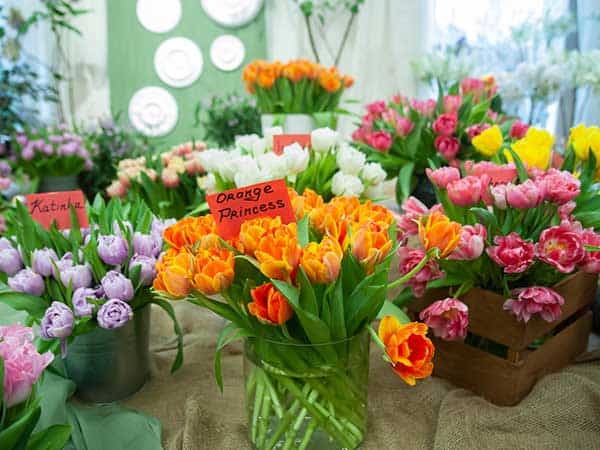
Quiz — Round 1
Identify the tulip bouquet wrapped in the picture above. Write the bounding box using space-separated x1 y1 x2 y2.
153 188 467 449
13 125 93 183
0 197 183 372
394 152 600 343
352 76 507 205
242 59 353 114
0 324 71 450
198 127 388 202
107 141 207 218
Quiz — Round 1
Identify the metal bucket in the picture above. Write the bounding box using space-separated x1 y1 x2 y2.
38 175 80 193
64 306 151 403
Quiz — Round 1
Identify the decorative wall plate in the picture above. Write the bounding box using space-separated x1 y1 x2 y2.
210 35 245 71
154 37 203 88
128 87 178 137
200 0 263 28
136 0 181 33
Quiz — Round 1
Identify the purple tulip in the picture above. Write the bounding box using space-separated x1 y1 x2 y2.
48 135 63 144
59 142 77 156
32 248 59 277
133 232 161 258
0 161 11 177
59 264 92 290
16 134 28 146
129 255 157 286
21 144 34 160
97 234 129 266
0 237 15 251
112 220 133 237
72 287 100 317
151 218 175 240
41 302 74 340
97 299 132 330
8 269 45 296
0 247 23 276
101 270 134 302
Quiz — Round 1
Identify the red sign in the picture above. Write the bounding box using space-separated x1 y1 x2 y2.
273 134 311 155
25 190 89 230
207 179 295 239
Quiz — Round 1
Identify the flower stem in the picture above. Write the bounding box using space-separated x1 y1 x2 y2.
387 251 434 290
251 378 265 444
298 421 318 450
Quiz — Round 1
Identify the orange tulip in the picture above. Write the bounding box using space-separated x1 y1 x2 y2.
418 211 461 257
309 204 349 248
254 224 302 280
300 237 343 284
289 187 324 220
351 222 393 274
378 315 434 386
163 216 215 250
282 62 305 82
153 252 194 298
192 247 235 296
257 65 277 89
343 75 354 88
248 282 293 325
352 201 394 230
239 216 283 256
318 71 342 93
242 61 259 84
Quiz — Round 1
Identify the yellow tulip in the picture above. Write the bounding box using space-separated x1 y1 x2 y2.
472 125 503 157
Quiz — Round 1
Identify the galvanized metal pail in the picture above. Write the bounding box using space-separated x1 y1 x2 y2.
64 306 151 403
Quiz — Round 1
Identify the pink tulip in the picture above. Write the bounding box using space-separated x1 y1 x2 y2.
490 184 508 209
580 229 600 273
443 95 462 114
537 168 581 204
446 175 486 207
365 131 393 152
432 113 458 137
503 287 564 323
505 180 543 208
396 117 414 137
426 167 460 189
410 99 436 118
401 196 429 215
449 224 487 260
391 94 407 105
397 247 443 297
460 77 486 102
487 232 535 273
510 120 529 139
366 100 386 116
536 222 585 273
464 161 517 185
558 201 576 220
395 196 429 237
435 136 460 160
106 180 127 198
161 169 180 188
420 298 469 340
466 123 490 141
382 108 401 126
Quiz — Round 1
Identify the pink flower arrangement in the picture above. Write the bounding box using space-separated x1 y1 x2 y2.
365 131 393 152
505 180 543 208
434 136 460 161
487 233 535 273
432 113 458 137
426 167 460 189
536 222 585 273
419 298 469 340
0 324 54 407
446 175 489 207
443 95 462 114
537 169 580 204
397 247 443 297
463 161 517 185
503 287 564 323
449 224 487 260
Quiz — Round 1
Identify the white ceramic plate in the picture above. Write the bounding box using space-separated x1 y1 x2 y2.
154 37 203 88
136 0 181 33
200 0 263 28
210 35 245 71
128 86 178 137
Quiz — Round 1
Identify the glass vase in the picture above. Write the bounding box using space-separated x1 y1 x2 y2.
243 329 369 450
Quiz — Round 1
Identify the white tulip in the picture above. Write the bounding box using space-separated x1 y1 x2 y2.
234 167 271 187
197 173 216 192
198 149 228 173
282 143 309 175
218 153 251 182
251 138 268 157
258 153 289 179
361 162 386 185
311 127 338 153
364 182 385 199
235 134 261 151
331 172 364 197
336 143 366 175
263 126 284 147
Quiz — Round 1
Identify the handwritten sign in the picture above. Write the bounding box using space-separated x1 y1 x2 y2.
273 134 311 155
25 190 88 230
206 179 295 239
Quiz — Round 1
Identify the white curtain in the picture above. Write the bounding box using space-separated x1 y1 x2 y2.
265 0 430 137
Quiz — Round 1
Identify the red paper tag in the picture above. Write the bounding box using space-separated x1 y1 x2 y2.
273 134 311 155
207 179 295 239
25 190 89 230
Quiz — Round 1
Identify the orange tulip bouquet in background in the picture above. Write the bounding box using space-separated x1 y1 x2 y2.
242 59 353 114
153 188 459 449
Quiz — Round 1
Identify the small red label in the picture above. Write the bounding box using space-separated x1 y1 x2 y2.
25 190 89 230
273 134 311 155
206 179 295 239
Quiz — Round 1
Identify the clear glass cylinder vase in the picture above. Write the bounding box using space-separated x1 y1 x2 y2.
243 328 369 450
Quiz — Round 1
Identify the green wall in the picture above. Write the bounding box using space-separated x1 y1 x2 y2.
107 0 266 149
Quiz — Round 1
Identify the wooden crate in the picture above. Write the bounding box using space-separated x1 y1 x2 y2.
407 271 597 406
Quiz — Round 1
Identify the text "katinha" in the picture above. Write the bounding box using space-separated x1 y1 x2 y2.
215 184 274 204
29 198 84 213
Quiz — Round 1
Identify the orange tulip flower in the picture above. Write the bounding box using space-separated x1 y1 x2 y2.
351 222 393 274
248 282 294 325
343 75 354 88
352 201 394 230
153 252 194 298
254 224 302 281
289 187 324 220
163 216 215 250
309 204 349 248
282 62 305 82
257 64 277 89
239 216 283 256
378 315 434 386
192 247 235 296
318 71 342 93
300 237 343 284
418 211 461 258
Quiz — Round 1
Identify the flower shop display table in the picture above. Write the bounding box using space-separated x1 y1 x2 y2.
122 303 600 450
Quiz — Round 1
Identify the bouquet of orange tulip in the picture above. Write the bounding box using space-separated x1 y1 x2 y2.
242 59 353 114
153 187 463 449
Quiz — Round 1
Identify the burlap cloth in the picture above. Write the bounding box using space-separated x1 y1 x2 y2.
124 303 600 450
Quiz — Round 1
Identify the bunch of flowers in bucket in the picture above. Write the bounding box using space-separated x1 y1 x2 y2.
393 151 600 342
107 141 206 218
13 125 93 182
352 75 506 204
153 188 465 449
242 59 353 114
198 127 387 201
0 196 183 370
0 324 71 450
